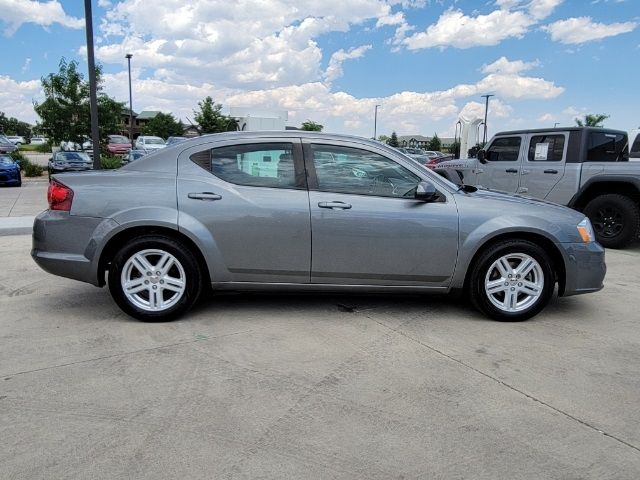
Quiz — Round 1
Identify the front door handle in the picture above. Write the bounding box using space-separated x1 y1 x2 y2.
544 169 559 174
188 192 222 201
505 168 518 173
318 201 352 210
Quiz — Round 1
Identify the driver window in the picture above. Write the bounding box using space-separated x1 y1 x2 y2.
310 144 420 198
486 137 521 162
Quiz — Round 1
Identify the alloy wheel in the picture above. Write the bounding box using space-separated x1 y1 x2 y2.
484 253 544 313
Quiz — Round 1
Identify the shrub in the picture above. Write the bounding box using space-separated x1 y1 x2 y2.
100 155 122 169
24 163 44 177
9 150 28 164
35 142 52 153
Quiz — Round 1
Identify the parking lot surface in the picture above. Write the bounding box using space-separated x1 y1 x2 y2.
1 227 639 479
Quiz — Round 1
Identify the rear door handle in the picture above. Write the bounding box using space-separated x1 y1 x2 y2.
188 192 222 201
318 201 352 210
544 169 558 174
505 168 518 173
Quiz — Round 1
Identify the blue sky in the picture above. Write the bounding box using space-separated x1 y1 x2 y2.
1 0 638 138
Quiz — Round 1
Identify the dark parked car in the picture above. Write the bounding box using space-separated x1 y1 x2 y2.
0 135 18 154
48 151 93 177
33 132 605 322
0 154 21 187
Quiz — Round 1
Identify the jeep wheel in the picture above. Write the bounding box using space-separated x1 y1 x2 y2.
584 194 640 249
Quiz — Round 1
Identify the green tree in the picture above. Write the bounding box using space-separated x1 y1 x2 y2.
377 134 390 143
388 131 399 147
193 96 237 133
0 112 32 137
427 133 441 151
301 120 323 131
575 113 609 127
142 112 184 138
33 58 124 145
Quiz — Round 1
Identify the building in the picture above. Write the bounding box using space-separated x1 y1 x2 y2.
397 135 456 150
119 110 161 139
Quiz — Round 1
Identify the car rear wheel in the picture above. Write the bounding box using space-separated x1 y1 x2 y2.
469 240 555 321
108 235 203 321
584 194 639 249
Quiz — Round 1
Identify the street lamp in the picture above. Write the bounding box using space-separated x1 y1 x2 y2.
84 0 101 169
125 53 133 144
373 104 381 140
481 94 494 146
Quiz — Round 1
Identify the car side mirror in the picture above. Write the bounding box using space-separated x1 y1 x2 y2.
415 181 438 202
477 149 487 164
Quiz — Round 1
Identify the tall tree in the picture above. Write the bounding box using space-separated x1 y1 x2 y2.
142 112 184 138
301 120 323 131
388 131 399 147
33 58 124 144
193 96 237 133
575 113 609 127
427 133 441 151
0 112 32 137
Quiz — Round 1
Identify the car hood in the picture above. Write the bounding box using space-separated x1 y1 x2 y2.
0 164 17 170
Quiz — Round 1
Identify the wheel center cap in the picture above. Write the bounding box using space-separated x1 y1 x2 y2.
150 276 160 284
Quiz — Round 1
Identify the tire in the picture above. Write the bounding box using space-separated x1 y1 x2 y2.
584 194 639 249
108 235 203 321
469 239 555 321
16 173 21 187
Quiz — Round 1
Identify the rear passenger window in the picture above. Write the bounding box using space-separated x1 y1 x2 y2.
587 132 628 162
528 135 565 162
190 143 299 189
486 137 521 162
630 134 640 159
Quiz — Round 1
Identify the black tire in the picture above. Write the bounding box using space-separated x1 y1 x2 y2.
108 235 203 321
584 194 639 249
469 239 555 321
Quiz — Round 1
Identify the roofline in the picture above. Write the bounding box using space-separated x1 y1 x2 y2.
494 126 628 136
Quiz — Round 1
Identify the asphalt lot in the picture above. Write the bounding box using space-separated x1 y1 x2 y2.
1 182 640 479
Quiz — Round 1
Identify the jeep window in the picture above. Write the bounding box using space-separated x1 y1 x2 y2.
528 135 565 162
587 132 628 162
486 137 521 162
630 134 640 159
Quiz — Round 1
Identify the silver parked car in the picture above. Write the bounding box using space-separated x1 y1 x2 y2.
32 132 606 322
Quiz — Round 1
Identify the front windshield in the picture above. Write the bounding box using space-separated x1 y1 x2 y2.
58 152 91 162
146 138 165 145
0 156 14 165
109 136 129 144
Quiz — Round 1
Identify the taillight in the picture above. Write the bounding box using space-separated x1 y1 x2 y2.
48 180 74 211
425 158 438 169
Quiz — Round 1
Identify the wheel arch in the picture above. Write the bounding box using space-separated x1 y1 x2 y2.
569 178 640 211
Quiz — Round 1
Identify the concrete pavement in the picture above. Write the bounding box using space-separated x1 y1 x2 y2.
1 232 639 479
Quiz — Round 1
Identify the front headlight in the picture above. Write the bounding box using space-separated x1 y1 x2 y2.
577 217 595 243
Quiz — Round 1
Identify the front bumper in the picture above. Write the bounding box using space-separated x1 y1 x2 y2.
560 241 606 297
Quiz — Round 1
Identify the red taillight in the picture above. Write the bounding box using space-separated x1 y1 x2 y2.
48 180 74 211
425 158 438 169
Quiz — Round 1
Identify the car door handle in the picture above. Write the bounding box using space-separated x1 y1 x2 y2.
318 201 352 210
521 169 530 175
544 169 558 174
505 168 518 173
188 192 222 201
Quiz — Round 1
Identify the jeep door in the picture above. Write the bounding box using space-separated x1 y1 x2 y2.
518 132 568 200
304 140 458 287
476 135 524 193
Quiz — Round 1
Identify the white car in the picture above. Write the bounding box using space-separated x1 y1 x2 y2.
30 136 48 145
6 136 26 146
135 136 166 152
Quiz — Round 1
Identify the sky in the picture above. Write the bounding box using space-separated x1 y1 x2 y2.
0 0 638 139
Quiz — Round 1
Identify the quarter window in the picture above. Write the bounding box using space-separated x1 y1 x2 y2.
190 143 298 189
486 137 521 162
310 144 420 198
527 135 565 162
630 134 640 159
587 132 628 162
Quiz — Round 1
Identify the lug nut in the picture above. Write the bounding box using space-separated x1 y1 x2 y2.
144 280 149 285
160 280 164 284
156 271 161 275
152 285 157 290
518 283 523 287
511 287 515 291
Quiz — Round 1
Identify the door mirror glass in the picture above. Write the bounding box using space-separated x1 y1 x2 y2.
415 181 438 202
477 149 486 164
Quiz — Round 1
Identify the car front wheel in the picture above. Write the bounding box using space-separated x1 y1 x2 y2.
108 235 203 321
469 240 555 321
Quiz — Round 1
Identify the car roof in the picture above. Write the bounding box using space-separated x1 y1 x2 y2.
494 126 628 136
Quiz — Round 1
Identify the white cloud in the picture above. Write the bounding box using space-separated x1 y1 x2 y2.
538 113 556 122
543 17 637 44
400 0 562 50
0 75 41 123
0 0 84 36
21 57 32 73
324 45 372 83
481 56 540 74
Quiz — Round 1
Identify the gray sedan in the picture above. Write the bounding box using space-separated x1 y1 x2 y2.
32 132 606 322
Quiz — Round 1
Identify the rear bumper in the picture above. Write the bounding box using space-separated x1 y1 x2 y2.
560 241 606 297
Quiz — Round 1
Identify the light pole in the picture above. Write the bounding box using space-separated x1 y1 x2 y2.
553 122 559 128
84 0 101 169
481 94 494 146
125 53 133 145
373 104 381 140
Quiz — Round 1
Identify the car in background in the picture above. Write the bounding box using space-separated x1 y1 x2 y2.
48 151 93 177
166 136 187 146
60 140 82 151
106 135 132 155
30 136 48 145
0 154 21 187
32 131 605 322
630 129 640 160
0 135 18 153
6 136 26 146
135 136 166 152
122 149 147 164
